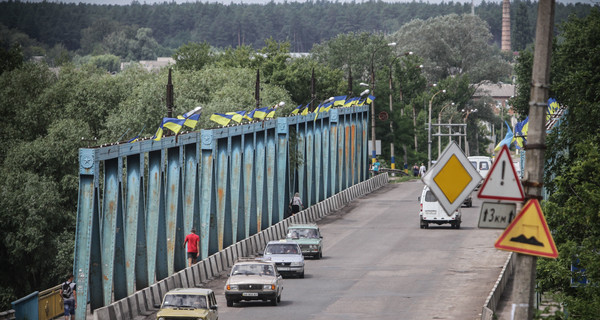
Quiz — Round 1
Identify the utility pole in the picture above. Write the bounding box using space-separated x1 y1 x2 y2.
166 68 174 118
512 0 555 319
255 69 261 109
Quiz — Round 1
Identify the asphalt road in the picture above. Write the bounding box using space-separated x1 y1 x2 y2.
151 179 510 320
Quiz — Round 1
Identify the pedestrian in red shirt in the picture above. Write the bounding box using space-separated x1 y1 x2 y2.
183 228 200 267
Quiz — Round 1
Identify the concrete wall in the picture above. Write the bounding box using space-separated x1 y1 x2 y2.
481 252 515 320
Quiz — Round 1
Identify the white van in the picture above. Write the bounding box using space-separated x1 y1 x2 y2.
468 156 492 186
419 185 462 229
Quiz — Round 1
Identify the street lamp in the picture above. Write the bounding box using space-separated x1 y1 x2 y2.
428 88 446 170
388 51 413 171
437 102 455 156
461 108 478 156
369 42 396 165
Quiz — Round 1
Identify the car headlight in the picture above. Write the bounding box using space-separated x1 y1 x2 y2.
226 284 238 290
309 245 317 249
158 318 165 320
291 261 303 266
263 284 276 290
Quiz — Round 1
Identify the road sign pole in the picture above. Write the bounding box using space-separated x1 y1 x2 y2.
512 0 555 319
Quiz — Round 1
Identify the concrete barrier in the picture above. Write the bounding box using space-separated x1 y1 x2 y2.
481 252 515 320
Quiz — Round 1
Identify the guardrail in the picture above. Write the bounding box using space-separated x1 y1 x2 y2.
91 173 389 320
481 252 515 320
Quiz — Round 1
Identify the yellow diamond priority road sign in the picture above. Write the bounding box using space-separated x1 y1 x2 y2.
422 141 482 215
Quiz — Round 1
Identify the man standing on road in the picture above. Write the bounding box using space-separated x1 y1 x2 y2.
372 158 380 175
183 228 200 267
61 273 76 320
419 163 427 177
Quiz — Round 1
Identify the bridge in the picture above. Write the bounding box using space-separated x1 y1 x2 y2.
72 106 371 319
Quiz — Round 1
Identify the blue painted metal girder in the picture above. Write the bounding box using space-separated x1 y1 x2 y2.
100 158 119 305
243 133 256 236
266 129 276 224
146 150 167 283
322 120 330 199
255 132 267 231
124 154 145 295
200 130 216 259
297 123 306 205
276 118 289 222
344 120 351 190
216 138 229 251
183 144 199 250
166 148 185 274
330 110 339 196
337 118 345 193
314 121 323 203
230 136 243 243
306 124 314 206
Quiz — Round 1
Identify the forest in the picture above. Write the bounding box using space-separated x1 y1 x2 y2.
1 0 599 318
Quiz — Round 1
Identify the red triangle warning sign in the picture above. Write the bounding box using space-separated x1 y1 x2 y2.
478 145 524 201
495 199 558 258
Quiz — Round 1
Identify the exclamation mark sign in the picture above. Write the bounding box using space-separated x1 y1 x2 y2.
500 161 506 186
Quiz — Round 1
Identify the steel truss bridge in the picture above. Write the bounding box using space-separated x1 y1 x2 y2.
73 106 370 319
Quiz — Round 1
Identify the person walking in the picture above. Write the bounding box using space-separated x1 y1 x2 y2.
412 163 419 177
61 274 77 320
183 228 200 267
419 163 427 177
372 158 380 175
289 192 304 215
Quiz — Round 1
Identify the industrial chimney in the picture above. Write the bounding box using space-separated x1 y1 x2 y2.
501 0 511 52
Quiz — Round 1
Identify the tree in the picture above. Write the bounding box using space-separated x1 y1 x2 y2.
173 41 213 71
389 13 512 84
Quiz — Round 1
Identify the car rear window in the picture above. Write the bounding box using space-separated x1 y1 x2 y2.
265 243 299 254
287 228 319 239
424 190 438 202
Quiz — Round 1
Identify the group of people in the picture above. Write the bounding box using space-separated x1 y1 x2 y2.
412 163 427 177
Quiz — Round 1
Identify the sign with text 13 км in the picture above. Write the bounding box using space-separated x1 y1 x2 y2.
477 145 524 201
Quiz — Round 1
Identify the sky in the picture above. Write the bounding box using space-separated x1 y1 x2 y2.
20 0 591 6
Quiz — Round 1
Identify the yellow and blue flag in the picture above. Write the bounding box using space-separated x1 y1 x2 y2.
512 116 529 149
366 95 376 104
322 101 334 112
546 98 560 122
291 104 303 115
333 96 346 107
344 97 359 107
210 113 234 126
252 107 269 120
177 113 200 129
152 117 185 141
226 111 246 123
494 121 513 152
266 108 277 118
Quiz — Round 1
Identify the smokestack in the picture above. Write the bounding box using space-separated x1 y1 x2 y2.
501 0 511 52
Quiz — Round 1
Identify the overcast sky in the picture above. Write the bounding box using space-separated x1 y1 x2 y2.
19 0 593 6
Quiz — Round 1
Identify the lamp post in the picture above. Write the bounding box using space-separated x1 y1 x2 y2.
369 42 396 165
428 88 446 170
437 102 455 156
388 51 413 170
461 108 478 156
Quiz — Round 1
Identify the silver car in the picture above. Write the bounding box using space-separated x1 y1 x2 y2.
224 259 283 307
263 240 305 278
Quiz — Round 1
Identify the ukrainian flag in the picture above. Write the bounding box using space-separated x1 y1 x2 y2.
177 113 200 129
546 98 560 122
226 111 246 123
322 101 334 112
252 107 269 120
266 108 277 119
301 106 309 116
291 104 303 115
152 117 185 141
210 113 234 126
512 117 529 149
356 98 366 106
366 95 376 104
333 96 346 107
344 97 358 107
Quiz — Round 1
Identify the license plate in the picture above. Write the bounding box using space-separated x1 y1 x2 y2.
278 267 290 271
425 210 436 215
242 292 258 297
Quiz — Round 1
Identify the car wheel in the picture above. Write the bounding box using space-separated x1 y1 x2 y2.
277 294 281 303
226 299 233 307
318 251 322 259
271 297 278 306
299 271 305 279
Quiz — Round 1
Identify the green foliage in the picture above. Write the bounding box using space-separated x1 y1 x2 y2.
88 54 121 73
173 42 214 71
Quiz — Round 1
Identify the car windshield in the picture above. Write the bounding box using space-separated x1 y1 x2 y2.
231 264 275 276
287 228 319 239
162 294 207 309
265 243 299 254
